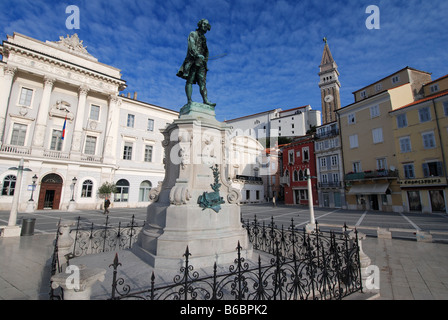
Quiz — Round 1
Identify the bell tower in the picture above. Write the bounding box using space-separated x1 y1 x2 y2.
318 38 341 124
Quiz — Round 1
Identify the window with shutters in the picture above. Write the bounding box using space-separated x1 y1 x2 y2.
418 107 431 123
144 145 153 162
84 136 97 155
353 161 361 173
320 157 327 169
123 142 133 160
349 134 358 148
403 164 415 179
10 123 27 146
399 136 411 153
396 114 407 128
422 161 443 177
372 128 383 144
19 87 33 107
347 113 356 124
370 105 380 118
50 130 63 151
147 119 154 131
422 132 436 149
90 105 100 121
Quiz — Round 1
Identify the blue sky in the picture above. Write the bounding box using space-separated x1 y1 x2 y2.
1 0 447 121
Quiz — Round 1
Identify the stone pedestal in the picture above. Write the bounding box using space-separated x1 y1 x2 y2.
68 200 77 212
135 102 252 269
0 225 21 238
26 200 35 213
51 265 106 300
305 223 316 234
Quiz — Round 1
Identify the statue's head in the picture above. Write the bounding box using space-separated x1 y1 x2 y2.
197 19 211 32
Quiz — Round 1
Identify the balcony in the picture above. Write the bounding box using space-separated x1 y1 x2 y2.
280 175 290 186
345 169 399 181
234 175 263 185
315 129 339 139
318 181 341 188
0 144 31 155
0 144 103 164
43 150 70 160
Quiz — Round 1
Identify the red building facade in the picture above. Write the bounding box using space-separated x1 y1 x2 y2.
281 136 318 206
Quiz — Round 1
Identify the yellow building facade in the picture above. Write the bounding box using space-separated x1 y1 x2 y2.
390 75 448 213
337 67 432 212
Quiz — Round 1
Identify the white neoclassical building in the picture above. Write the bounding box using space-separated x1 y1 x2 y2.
228 135 266 204
225 105 321 142
0 33 178 211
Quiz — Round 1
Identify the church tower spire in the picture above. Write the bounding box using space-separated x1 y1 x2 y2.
319 38 341 124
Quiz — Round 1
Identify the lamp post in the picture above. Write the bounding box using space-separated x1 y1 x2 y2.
29 174 38 201
26 174 38 213
71 177 77 201
1 158 32 237
68 177 77 212
305 168 316 233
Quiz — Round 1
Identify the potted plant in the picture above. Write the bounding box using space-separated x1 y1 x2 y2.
97 182 117 199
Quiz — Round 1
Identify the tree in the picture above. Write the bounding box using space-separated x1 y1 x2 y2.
97 182 117 199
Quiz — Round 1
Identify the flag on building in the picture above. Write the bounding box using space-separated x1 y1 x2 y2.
62 115 67 140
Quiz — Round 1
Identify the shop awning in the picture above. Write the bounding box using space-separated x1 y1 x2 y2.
348 183 390 195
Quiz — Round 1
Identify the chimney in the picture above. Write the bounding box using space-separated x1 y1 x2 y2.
133 92 138 100
127 92 131 98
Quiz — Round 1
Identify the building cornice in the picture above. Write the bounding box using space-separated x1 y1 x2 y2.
3 41 127 91
336 91 390 115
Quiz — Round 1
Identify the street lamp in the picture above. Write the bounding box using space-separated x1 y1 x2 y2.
305 168 316 233
29 174 38 201
1 158 32 237
71 177 78 201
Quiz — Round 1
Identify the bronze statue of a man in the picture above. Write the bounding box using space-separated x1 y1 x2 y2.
177 19 216 107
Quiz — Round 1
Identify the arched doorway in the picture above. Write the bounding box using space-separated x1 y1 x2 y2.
38 173 63 210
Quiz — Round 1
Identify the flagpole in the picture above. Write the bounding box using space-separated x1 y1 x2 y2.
62 113 67 141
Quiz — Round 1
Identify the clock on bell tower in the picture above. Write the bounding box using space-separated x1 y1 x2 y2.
318 38 341 124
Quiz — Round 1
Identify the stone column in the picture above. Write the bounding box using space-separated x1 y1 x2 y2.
32 77 55 148
71 85 89 156
102 95 120 164
0 66 17 145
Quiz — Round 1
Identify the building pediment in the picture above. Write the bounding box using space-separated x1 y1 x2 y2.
47 34 97 61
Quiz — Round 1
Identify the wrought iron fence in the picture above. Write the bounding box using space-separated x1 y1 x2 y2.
48 215 145 300
70 215 145 258
108 217 363 300
49 220 63 300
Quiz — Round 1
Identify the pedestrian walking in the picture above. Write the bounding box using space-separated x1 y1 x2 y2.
104 197 111 215
272 196 276 207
